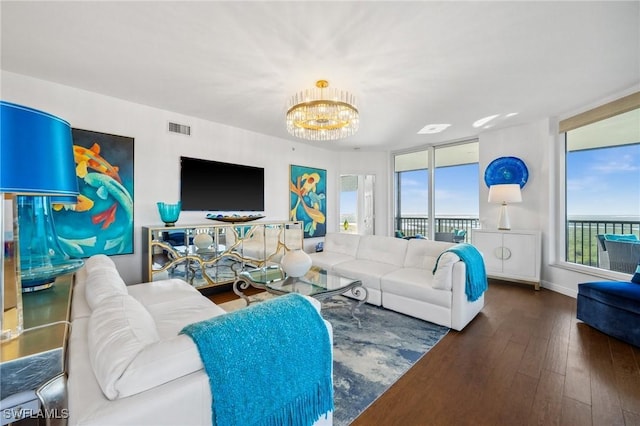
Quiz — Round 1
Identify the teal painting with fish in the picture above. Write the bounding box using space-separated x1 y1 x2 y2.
53 128 134 257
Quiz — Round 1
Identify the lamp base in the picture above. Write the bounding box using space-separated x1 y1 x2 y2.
22 280 55 293
18 196 84 291
497 203 511 231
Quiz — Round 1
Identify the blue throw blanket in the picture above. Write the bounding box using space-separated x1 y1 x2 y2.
181 293 333 426
433 243 487 301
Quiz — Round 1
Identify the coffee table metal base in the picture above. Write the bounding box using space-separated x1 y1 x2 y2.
233 270 369 328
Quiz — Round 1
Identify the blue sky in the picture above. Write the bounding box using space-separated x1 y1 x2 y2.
341 164 480 217
567 144 640 217
342 144 640 219
397 164 480 216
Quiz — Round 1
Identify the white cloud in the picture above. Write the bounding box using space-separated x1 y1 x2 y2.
591 154 638 173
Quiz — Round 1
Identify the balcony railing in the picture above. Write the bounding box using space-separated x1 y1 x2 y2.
567 219 640 269
395 217 479 243
396 217 640 271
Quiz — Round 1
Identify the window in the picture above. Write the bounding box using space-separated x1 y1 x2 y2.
339 174 375 235
561 93 640 274
433 144 479 241
394 141 479 241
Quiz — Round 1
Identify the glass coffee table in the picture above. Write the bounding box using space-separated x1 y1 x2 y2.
234 265 369 327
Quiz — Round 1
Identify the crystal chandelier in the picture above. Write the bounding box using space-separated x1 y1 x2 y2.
286 80 359 141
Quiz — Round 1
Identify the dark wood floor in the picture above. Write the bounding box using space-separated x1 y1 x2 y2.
210 280 640 426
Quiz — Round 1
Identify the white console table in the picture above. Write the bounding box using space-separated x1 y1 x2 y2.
472 229 542 290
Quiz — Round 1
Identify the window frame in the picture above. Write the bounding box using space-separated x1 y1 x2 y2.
392 139 479 240
554 91 640 280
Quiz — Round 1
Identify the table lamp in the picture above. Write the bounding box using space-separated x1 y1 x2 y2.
1 101 83 339
488 184 522 231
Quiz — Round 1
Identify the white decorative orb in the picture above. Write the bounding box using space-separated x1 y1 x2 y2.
193 233 213 250
281 249 312 277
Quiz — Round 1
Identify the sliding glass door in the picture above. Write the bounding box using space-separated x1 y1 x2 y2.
394 141 479 241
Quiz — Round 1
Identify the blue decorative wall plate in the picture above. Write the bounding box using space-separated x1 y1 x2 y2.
484 156 529 188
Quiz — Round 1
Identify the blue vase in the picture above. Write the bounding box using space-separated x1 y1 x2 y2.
157 201 181 227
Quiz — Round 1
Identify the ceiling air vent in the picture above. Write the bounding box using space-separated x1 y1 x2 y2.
168 122 191 136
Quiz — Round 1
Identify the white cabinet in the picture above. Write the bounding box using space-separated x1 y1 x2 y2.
471 229 541 290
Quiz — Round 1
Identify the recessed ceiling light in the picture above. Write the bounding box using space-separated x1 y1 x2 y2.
417 124 451 134
473 114 500 128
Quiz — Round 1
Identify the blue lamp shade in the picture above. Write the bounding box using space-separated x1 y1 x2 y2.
0 101 83 291
1 101 79 196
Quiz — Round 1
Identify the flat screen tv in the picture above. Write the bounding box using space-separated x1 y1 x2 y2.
180 156 265 211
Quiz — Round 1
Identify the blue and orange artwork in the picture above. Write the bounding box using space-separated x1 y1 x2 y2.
289 164 326 238
52 129 134 257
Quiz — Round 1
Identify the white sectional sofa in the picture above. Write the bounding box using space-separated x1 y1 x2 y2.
67 255 332 426
309 233 485 331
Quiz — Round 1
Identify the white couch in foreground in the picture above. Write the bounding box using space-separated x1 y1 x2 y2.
68 255 332 426
310 233 485 331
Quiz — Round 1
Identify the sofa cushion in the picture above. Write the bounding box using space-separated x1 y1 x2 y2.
380 268 452 308
432 252 461 290
88 294 160 400
126 279 200 306
309 251 354 271
85 267 128 311
604 233 639 242
356 235 407 266
403 239 454 269
333 259 400 292
324 232 361 257
145 296 227 339
578 281 640 315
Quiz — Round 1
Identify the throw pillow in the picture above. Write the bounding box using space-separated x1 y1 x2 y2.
604 233 639 242
632 260 640 284
433 251 460 290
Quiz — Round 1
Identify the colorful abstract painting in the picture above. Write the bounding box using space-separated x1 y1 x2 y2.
289 164 326 238
53 129 134 257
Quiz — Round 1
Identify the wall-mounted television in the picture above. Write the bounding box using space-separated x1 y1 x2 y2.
180 156 265 211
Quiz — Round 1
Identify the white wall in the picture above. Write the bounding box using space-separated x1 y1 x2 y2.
479 121 548 232
1 71 343 284
3 70 622 295
479 119 624 297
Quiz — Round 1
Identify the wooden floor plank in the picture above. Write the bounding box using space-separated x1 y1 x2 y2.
498 372 538 425
610 337 640 415
561 396 593 426
527 368 565 426
564 322 593 406
519 335 550 379
590 328 626 426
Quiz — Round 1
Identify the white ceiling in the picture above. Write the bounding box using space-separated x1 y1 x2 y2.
1 1 639 152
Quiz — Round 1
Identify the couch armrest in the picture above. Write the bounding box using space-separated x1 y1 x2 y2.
449 261 485 331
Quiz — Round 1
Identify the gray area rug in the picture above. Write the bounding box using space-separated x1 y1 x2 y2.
219 295 449 426
322 298 449 425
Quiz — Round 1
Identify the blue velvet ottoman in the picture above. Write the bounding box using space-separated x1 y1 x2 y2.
577 281 640 347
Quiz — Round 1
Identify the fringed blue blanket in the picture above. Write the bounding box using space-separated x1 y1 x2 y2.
433 243 487 302
181 293 333 426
